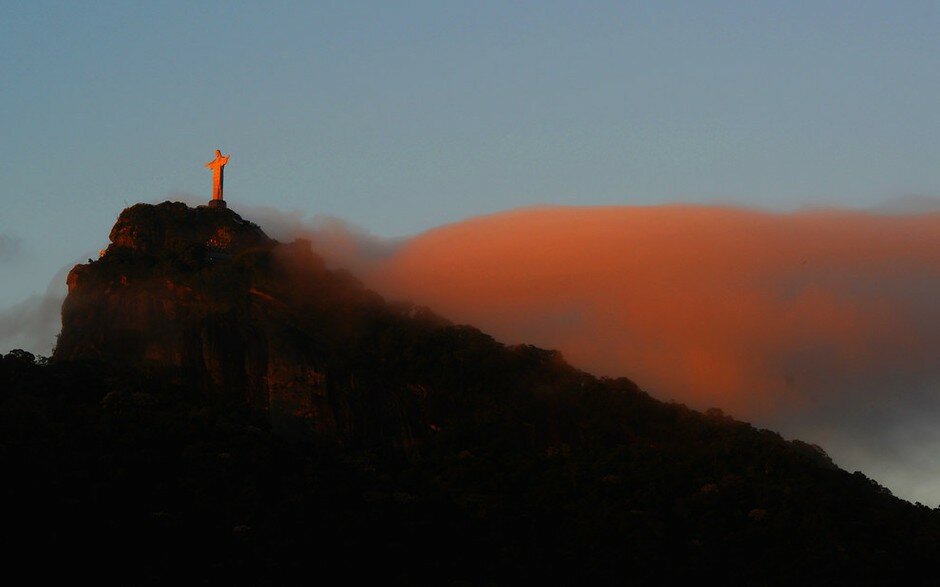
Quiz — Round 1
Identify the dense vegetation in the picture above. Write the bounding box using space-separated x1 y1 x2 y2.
4 347 940 586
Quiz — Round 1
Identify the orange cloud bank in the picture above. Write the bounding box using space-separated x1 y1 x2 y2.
364 206 940 419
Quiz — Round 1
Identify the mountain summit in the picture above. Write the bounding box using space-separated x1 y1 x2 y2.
5 201 940 584
56 201 440 442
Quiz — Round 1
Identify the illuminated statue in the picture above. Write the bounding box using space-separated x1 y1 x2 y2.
204 149 230 205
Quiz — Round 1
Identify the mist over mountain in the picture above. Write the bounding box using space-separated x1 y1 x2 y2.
4 201 940 584
233 203 940 504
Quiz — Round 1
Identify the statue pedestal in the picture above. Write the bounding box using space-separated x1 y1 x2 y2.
207 199 227 209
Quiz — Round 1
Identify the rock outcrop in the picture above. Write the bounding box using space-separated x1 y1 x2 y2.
55 201 445 445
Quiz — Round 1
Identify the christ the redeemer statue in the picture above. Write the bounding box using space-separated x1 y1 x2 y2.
205 149 230 207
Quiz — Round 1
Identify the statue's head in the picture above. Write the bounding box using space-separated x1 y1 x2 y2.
215 149 222 157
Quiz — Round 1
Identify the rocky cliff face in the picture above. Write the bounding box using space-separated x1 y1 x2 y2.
54 201 448 445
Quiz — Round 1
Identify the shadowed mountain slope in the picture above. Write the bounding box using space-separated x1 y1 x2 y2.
2 201 938 585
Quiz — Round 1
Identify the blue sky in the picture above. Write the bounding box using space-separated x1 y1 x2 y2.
1 0 938 307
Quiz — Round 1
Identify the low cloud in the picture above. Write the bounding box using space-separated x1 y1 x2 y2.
237 205 404 275
346 205 940 503
0 264 69 357
368 207 940 411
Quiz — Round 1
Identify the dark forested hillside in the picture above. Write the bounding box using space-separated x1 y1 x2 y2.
3 202 939 585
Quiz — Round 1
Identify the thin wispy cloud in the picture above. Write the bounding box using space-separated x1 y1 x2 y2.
0 264 69 357
0 234 22 263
